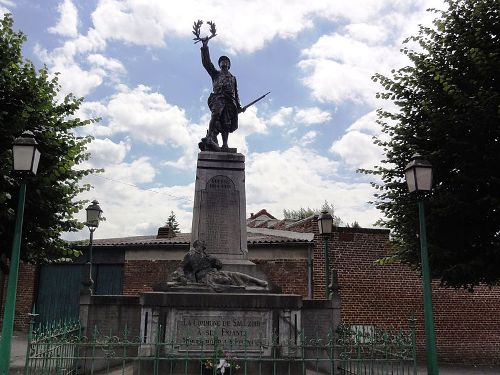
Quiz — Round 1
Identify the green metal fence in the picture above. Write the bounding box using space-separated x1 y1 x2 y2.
25 318 417 375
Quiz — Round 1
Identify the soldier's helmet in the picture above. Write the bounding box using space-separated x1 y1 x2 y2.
218 55 231 68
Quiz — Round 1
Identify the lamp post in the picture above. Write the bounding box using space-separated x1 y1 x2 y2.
0 131 41 375
404 153 438 375
84 200 102 295
317 210 333 299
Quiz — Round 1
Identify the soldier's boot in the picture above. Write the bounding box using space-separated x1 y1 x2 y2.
221 132 229 150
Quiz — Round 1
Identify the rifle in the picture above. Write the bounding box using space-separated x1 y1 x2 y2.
241 91 271 112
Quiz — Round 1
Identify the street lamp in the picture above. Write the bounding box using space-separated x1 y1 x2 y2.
317 210 333 299
0 131 41 375
84 200 102 295
404 153 438 375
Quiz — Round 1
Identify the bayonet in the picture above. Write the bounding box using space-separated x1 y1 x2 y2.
241 91 271 111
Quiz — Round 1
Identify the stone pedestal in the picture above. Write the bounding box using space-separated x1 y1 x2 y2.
191 152 263 276
139 292 302 356
191 152 247 259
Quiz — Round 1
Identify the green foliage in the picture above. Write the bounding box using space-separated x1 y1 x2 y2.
166 211 181 233
0 14 99 270
347 221 361 228
283 200 343 225
363 0 500 289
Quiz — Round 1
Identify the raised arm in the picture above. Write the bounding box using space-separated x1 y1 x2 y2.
201 38 217 79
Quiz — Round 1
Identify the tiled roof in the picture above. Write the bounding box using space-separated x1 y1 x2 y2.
248 209 276 220
285 214 317 230
86 229 313 248
247 231 312 244
90 233 191 247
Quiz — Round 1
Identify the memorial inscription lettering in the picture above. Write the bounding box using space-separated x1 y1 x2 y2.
175 311 270 351
199 175 240 254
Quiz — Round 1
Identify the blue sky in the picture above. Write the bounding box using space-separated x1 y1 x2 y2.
3 0 442 239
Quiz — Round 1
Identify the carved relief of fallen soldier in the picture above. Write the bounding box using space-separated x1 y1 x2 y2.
171 240 268 291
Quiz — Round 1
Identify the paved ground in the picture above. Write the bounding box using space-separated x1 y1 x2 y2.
7 331 500 374
417 364 500 374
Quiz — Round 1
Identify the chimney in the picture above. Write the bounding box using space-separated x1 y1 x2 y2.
157 224 175 238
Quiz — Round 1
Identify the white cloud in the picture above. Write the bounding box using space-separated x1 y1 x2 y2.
75 101 107 120
70 28 107 55
49 0 79 38
43 0 447 240
345 23 389 44
246 146 380 227
87 54 125 74
36 17 109 98
89 0 318 53
164 107 268 169
268 107 293 127
84 179 194 239
228 107 268 155
246 146 338 203
294 107 331 125
103 156 156 184
268 106 331 127
91 0 170 47
299 35 405 106
0 0 13 16
298 0 444 107
330 130 382 170
70 162 195 239
301 130 318 145
330 110 385 170
35 0 444 103
104 85 193 147
67 135 195 239
86 138 131 166
35 38 112 97
346 110 380 135
83 0 444 56
238 107 268 135
54 63 104 97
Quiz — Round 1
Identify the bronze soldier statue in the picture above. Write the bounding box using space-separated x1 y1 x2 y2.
193 21 268 152
199 37 245 151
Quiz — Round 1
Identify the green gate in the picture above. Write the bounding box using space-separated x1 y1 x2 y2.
36 264 124 323
36 265 83 323
24 318 417 375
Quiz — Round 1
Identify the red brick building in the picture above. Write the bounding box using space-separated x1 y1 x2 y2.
1 211 500 364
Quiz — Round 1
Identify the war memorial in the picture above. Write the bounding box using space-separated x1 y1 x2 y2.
22 22 417 375
130 22 333 374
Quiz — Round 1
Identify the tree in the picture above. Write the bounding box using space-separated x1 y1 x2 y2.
283 201 343 226
347 221 361 228
166 211 181 233
364 0 500 289
0 14 99 272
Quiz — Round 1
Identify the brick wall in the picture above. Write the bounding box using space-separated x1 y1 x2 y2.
316 228 500 365
0 262 37 331
252 259 308 297
122 260 180 295
301 299 340 340
122 257 309 298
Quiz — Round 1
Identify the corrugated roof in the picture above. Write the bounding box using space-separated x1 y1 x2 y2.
247 227 314 242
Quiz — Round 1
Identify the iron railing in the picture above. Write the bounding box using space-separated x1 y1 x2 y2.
24 318 417 375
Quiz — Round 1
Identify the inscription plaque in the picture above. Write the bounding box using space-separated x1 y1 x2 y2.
198 175 241 255
174 310 271 352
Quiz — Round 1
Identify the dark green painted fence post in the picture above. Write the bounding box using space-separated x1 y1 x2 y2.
0 183 26 375
23 306 37 375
